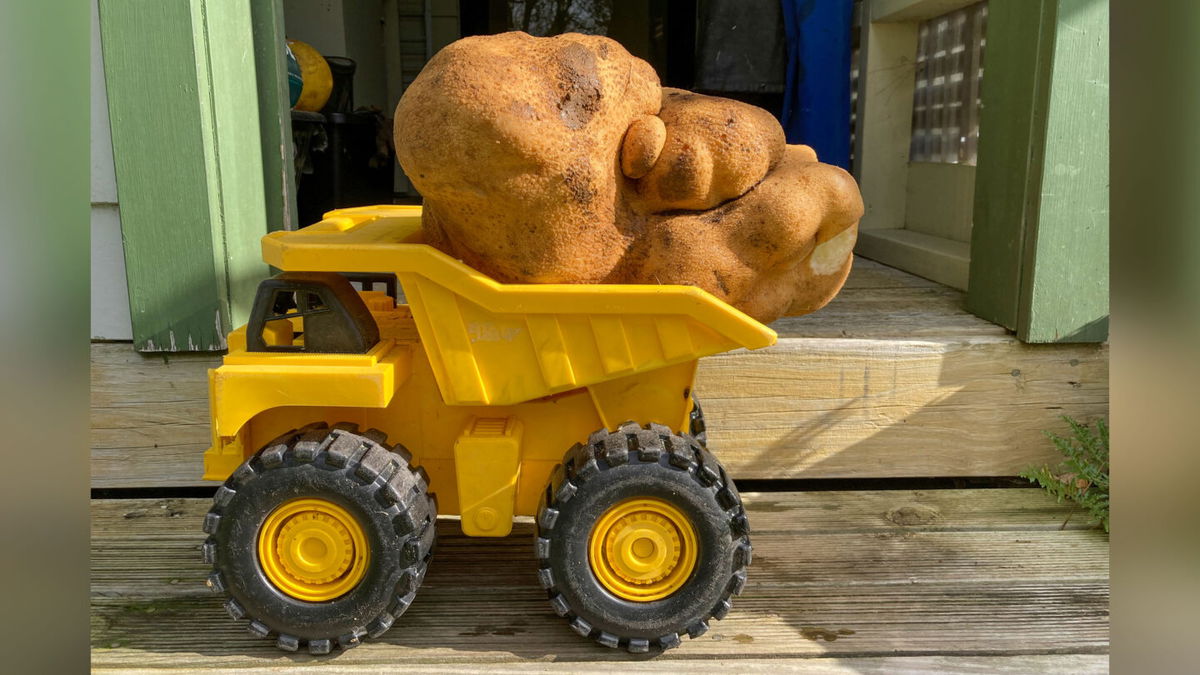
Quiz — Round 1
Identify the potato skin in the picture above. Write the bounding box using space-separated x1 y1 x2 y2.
395 32 862 323
634 89 785 213
620 115 667 180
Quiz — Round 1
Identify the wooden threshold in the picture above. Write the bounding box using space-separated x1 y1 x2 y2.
855 229 970 290
91 257 1108 487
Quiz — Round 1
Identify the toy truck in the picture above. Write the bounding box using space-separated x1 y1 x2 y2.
202 205 777 654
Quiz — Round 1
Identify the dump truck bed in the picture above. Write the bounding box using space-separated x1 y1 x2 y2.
262 205 777 406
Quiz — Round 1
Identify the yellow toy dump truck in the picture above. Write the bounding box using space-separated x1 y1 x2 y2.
202 205 777 654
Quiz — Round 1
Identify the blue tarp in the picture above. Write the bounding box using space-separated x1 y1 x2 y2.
780 0 854 169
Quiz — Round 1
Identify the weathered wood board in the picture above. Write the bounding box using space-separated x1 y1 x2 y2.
98 0 272 351
91 489 1109 672
967 0 1109 343
91 258 1108 487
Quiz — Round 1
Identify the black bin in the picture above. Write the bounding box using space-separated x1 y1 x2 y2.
295 111 395 227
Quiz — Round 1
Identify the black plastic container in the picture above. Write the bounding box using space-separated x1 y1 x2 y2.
295 111 394 227
322 57 356 114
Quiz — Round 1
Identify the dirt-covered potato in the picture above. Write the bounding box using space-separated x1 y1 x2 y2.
394 31 862 323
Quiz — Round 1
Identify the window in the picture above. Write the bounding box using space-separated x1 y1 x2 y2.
852 0 988 290
304 292 327 313
909 2 988 165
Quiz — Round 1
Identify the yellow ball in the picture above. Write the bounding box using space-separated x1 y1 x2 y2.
287 39 333 112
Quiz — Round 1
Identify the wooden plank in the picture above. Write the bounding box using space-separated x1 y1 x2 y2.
855 229 971 290
904 163 976 243
189 0 272 326
740 488 1100 533
698 337 1107 479
93 526 1107 601
966 0 1055 332
90 271 1108 487
773 285 1004 338
840 256 944 289
90 655 1110 674
98 0 272 352
1017 0 1109 343
91 490 1109 668
853 3 917 232
99 0 226 351
91 492 1104 595
89 489 1099 542
249 0 297 233
91 582 1109 662
90 335 1107 486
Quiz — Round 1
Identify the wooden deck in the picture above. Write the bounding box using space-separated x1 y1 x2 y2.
91 489 1108 672
91 257 1109 671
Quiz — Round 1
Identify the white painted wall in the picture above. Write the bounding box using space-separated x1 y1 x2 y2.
286 0 417 193
341 1 389 110
90 1 424 341
284 0 349 56
91 0 133 340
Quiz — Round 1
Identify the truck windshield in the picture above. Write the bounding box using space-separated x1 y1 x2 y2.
246 272 380 353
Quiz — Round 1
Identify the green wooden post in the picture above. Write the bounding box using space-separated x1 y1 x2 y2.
965 0 1056 331
250 0 297 234
1019 0 1109 342
100 0 275 352
967 0 1109 343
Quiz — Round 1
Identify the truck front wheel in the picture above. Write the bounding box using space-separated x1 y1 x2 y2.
201 422 436 654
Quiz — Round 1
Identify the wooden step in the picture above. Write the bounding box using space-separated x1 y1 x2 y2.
90 488 1109 671
91 258 1108 488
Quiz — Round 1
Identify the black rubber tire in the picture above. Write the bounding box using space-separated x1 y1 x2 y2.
534 421 751 653
201 422 436 655
689 399 707 446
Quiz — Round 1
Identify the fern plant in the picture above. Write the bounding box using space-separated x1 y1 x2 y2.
1020 416 1109 532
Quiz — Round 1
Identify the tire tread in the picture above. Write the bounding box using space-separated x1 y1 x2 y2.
535 423 751 653
202 423 436 654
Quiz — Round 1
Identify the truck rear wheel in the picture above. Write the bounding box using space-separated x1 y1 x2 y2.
534 422 751 652
202 422 436 654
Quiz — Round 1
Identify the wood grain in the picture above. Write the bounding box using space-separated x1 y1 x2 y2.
966 0 1111 344
188 0 273 327
853 7 916 233
248 0 296 234
90 257 1108 487
697 336 1107 479
91 655 1109 674
98 0 226 351
1017 0 1109 343
91 489 1108 671
98 0 271 351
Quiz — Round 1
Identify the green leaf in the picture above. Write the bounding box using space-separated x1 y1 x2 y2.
1024 416 1109 532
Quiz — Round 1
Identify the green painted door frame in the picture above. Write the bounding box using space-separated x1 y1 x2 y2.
967 0 1109 343
100 0 292 352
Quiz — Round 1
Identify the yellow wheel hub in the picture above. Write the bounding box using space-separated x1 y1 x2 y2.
257 498 368 602
588 497 698 602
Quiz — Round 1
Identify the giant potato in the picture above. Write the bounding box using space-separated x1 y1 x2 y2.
394 32 862 323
